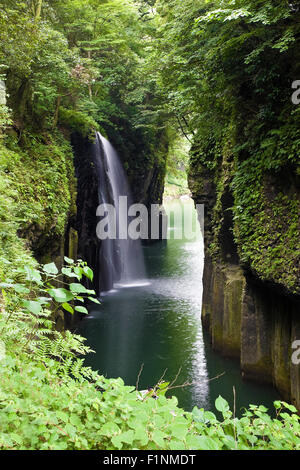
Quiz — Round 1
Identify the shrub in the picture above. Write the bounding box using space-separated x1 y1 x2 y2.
0 261 299 450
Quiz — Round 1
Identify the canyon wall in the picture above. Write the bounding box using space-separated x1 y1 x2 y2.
189 144 300 408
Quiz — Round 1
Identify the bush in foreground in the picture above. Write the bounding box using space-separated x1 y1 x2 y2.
0 261 299 450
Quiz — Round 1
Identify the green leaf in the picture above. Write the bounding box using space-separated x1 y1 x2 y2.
48 288 74 303
37 296 51 305
70 414 82 427
281 402 298 413
171 423 188 440
74 267 82 279
62 267 78 278
69 283 88 293
24 266 42 284
88 296 100 304
83 266 94 281
111 434 123 450
0 282 14 289
23 300 42 315
62 303 74 314
215 395 230 413
192 407 205 423
64 256 74 264
169 439 186 450
56 411 69 423
43 262 58 275
85 289 96 295
13 284 30 294
100 422 120 436
196 436 220 450
10 433 23 445
75 306 88 314
117 430 134 445
133 427 148 446
157 381 169 396
152 430 166 448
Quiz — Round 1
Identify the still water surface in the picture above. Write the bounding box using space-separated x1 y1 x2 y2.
76 199 278 414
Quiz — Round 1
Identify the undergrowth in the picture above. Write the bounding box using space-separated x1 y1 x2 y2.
0 260 299 450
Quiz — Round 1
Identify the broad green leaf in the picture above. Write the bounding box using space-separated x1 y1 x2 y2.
10 433 23 445
171 423 188 440
83 266 94 281
111 435 123 450
169 439 186 450
37 296 51 305
152 430 166 448
192 407 205 423
196 436 220 450
48 288 74 303
23 300 42 315
85 289 96 295
0 282 14 289
64 256 74 264
100 422 120 436
215 395 230 413
56 411 69 423
43 262 58 275
70 283 87 293
70 414 82 427
75 306 88 314
133 427 148 446
62 302 74 314
62 267 78 278
13 284 30 294
157 381 169 396
74 267 82 279
24 266 42 284
116 430 134 445
281 402 298 413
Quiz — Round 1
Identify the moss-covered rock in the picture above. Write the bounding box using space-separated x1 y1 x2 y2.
189 126 300 408
0 129 77 276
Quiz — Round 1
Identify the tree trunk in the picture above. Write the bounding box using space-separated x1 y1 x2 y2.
35 0 43 20
53 95 61 128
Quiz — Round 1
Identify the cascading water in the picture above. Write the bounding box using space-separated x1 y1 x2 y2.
94 132 146 292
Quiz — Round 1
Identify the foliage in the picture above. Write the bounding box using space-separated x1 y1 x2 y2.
0 0 171 142
0 262 300 450
0 105 12 136
164 136 190 198
58 107 99 139
155 0 300 292
0 130 76 277
0 0 172 208
0 0 299 451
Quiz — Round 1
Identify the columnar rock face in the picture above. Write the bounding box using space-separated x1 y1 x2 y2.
189 143 300 409
201 255 300 408
71 134 100 290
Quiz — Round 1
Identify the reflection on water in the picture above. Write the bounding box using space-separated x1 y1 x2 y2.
76 199 278 414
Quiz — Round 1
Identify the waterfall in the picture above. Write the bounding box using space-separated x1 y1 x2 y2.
94 132 146 292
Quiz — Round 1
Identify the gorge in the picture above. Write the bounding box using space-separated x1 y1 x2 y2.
71 127 299 411
0 0 299 451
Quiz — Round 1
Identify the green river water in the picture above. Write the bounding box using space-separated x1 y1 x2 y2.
76 199 278 415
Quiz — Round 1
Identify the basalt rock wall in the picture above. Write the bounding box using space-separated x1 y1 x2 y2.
189 141 300 408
